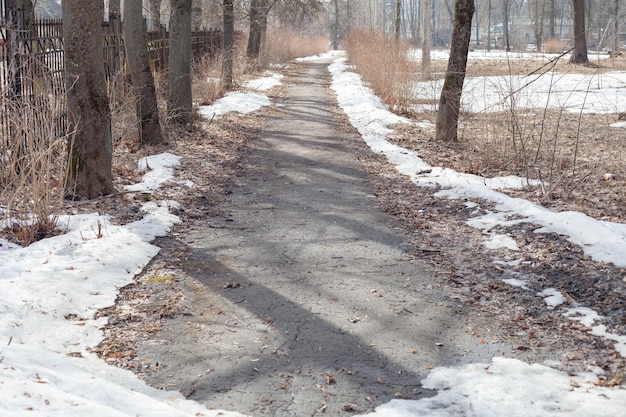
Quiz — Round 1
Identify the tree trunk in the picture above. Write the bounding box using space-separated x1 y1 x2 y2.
109 0 120 18
534 0 545 52
62 0 115 198
502 0 510 51
148 0 162 31
548 0 556 39
435 0 474 142
168 0 193 124
421 0 431 80
613 0 620 55
333 0 339 49
247 0 261 59
222 0 235 90
487 0 491 51
123 0 164 145
395 0 402 43
247 0 268 60
570 0 589 63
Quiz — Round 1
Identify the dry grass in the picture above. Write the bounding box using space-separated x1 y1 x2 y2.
344 31 420 114
192 54 225 106
109 69 142 148
0 93 70 245
258 31 329 67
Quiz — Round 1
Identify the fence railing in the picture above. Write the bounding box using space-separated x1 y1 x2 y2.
0 16 224 142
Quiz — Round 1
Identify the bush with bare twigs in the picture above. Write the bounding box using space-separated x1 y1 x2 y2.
0 91 71 246
343 30 418 113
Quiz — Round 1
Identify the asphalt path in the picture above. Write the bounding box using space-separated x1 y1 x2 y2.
136 59 512 416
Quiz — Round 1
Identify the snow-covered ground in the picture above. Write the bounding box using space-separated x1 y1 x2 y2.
2 53 626 416
0 153 247 417
407 48 626 114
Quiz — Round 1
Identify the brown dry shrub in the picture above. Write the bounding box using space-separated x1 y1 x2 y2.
192 54 225 106
343 30 418 113
543 38 569 53
259 31 329 67
0 91 69 246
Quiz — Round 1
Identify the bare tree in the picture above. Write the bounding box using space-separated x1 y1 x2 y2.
123 0 164 144
223 0 235 90
395 0 402 42
547 0 556 39
247 0 269 60
435 0 474 142
333 0 339 49
611 0 620 55
168 0 193 124
422 0 432 80
486 0 492 50
62 0 115 198
531 0 547 51
570 0 589 63
502 0 511 51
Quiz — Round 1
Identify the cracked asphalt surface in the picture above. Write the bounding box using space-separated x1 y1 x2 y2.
132 60 515 416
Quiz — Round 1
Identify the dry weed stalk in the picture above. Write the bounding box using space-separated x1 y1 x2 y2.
192 53 225 106
0 81 72 246
108 69 141 147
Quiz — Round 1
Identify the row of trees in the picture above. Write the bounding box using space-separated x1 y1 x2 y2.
60 0 194 198
43 0 329 199
331 0 623 53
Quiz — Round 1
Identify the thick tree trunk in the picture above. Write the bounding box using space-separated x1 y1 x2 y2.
62 0 115 198
246 0 268 60
168 0 193 124
435 0 474 142
247 0 262 59
570 0 589 63
223 0 235 90
123 0 164 145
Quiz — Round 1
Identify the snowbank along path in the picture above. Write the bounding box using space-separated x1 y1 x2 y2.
136 59 513 416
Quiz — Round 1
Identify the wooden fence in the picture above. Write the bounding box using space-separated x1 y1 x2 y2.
0 16 224 142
